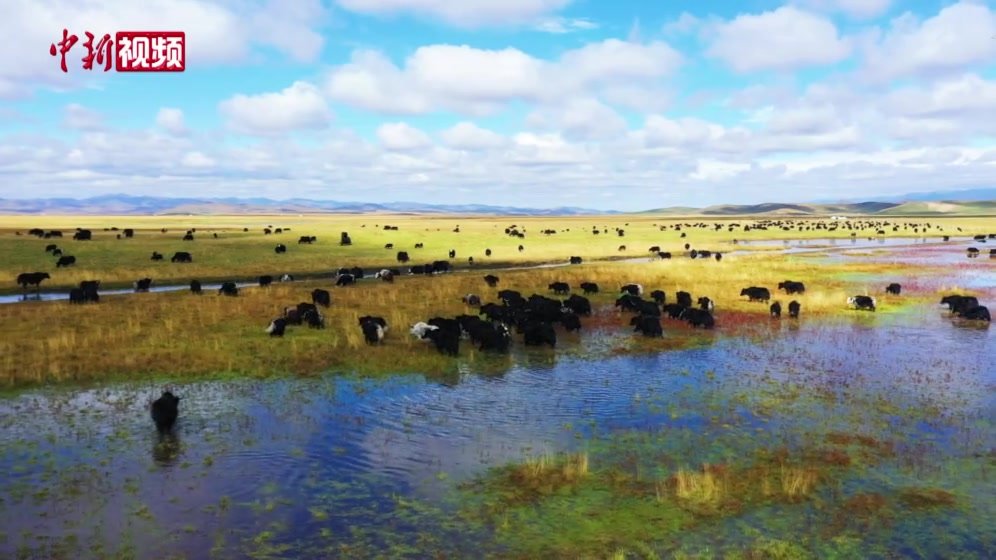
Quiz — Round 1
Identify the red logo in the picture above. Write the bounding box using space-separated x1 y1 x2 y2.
49 29 185 73
116 32 186 72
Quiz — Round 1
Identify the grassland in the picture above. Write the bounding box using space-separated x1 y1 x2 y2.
3 214 993 293
0 214 990 389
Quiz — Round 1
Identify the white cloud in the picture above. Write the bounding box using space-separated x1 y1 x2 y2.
600 85 672 113
663 12 701 35
899 148 965 166
324 39 681 115
726 84 798 110
766 105 842 135
534 17 597 34
559 39 682 85
0 0 327 99
1 116 994 210
797 0 892 19
510 132 589 165
377 122 432 150
181 151 215 168
526 98 627 140
860 1 996 82
3 2 996 210
219 81 332 135
62 103 104 131
336 0 571 27
439 122 507 150
884 74 996 119
691 159 751 181
706 6 852 72
725 71 996 149
156 108 189 136
634 116 725 149
248 0 327 62
323 50 432 115
879 74 996 142
407 45 546 105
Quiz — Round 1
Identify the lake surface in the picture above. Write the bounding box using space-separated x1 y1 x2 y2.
1 303 992 558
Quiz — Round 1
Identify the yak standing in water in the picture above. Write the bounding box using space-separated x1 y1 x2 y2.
150 390 181 434
788 300 801 319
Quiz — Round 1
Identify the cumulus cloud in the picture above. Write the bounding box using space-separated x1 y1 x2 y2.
765 105 843 135
706 6 852 72
336 0 571 27
1 113 994 209
526 98 627 140
884 74 996 120
219 81 331 135
377 122 432 150
248 0 327 62
156 108 188 136
439 122 507 150
325 39 681 116
634 116 726 149
878 74 996 143
1 2 994 210
0 0 327 98
181 151 215 168
860 1 996 82
323 50 432 115
663 12 701 35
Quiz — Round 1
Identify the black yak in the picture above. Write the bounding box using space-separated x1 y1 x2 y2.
150 391 181 433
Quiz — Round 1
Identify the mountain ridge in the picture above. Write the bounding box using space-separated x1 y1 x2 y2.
0 194 993 216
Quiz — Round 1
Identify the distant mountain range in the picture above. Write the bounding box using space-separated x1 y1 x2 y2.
812 187 996 204
0 195 615 216
643 200 996 216
0 189 993 216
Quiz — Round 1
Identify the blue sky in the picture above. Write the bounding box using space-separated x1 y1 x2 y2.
0 0 994 211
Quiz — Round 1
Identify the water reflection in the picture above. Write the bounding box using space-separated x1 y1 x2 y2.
151 431 182 467
0 296 992 556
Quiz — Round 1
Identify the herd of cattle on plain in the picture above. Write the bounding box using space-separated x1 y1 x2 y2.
14 219 993 347
10 218 993 434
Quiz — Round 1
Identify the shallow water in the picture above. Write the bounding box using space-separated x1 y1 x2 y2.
2 242 994 557
1 301 992 558
3 280 261 304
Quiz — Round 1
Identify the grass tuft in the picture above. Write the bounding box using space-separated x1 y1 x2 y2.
897 487 957 509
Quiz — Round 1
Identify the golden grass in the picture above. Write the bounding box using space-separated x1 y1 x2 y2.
670 466 726 508
489 451 591 503
516 452 591 485
661 461 821 516
2 213 989 292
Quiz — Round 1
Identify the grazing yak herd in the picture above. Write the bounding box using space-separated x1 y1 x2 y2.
253 268 986 357
12 219 993 433
12 221 994 346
